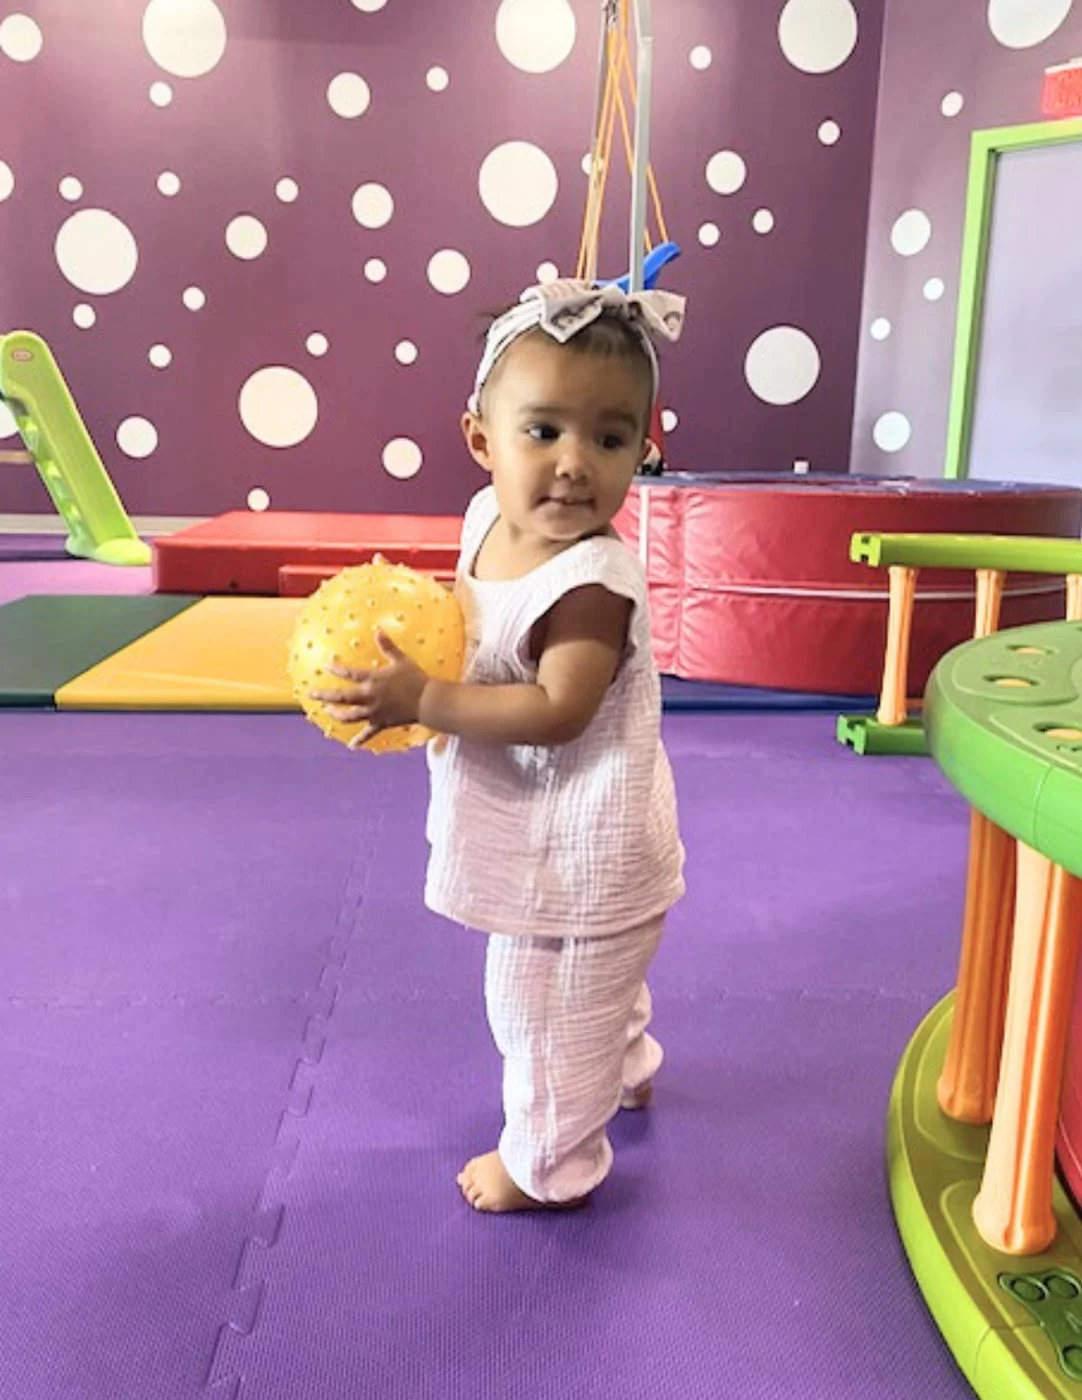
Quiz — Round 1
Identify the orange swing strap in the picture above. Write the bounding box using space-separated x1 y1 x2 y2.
576 0 669 282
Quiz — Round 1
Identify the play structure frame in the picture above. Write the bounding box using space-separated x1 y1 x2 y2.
836 532 1080 754
884 534 1082 1397
944 117 1082 481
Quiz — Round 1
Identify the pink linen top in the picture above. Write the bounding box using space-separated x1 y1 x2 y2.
425 486 685 938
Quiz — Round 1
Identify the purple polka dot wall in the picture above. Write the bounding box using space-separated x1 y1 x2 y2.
0 0 894 520
852 0 1082 476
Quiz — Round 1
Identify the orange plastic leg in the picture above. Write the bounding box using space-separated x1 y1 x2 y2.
972 845 1082 1254
938 811 1016 1123
973 568 1005 639
1066 573 1082 622
876 565 918 727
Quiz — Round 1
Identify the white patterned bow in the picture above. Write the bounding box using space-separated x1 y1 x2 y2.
469 277 686 413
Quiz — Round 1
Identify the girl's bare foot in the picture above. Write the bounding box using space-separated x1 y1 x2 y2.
620 1081 653 1110
456 1151 584 1213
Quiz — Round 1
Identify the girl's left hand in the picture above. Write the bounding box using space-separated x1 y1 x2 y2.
311 631 429 749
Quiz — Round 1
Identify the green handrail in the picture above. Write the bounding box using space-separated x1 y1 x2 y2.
851 533 1082 575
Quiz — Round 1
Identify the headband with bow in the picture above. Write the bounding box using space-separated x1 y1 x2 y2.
468 277 686 414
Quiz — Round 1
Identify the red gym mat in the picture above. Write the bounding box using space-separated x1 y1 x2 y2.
277 563 455 598
153 511 463 595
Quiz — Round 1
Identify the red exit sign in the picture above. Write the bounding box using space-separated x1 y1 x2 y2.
1043 59 1082 117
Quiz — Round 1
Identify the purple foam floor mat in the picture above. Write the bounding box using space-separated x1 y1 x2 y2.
0 551 152 604
0 538 70 562
0 711 972 1399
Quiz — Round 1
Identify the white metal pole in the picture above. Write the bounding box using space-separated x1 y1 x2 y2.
584 3 615 282
629 0 653 293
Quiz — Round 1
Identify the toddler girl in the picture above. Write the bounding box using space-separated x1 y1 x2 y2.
318 278 686 1212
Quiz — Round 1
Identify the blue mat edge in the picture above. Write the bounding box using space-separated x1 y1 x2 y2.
660 677 876 713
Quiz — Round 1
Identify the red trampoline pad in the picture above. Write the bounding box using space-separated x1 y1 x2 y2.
614 475 1082 694
153 511 463 595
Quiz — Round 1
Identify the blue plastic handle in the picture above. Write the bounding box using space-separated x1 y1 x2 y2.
601 240 682 292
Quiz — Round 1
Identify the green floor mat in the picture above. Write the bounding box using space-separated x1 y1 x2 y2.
0 595 198 706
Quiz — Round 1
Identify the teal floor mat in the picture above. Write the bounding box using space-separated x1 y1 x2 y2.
0 595 198 706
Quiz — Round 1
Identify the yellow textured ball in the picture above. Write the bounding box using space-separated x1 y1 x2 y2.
288 561 466 753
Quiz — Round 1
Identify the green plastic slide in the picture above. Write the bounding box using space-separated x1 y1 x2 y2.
0 330 150 566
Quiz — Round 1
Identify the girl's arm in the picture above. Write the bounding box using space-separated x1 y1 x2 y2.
313 584 632 749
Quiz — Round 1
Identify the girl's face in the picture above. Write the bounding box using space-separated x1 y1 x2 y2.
462 333 651 548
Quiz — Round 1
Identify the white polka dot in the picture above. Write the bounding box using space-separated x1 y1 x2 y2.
0 161 14 202
581 152 595 176
327 72 370 119
661 408 679 432
55 210 138 295
394 340 419 365
941 91 965 117
778 0 858 73
988 0 1073 49
58 176 82 202
143 0 226 77
479 141 558 227
818 120 841 145
426 66 449 91
0 400 17 437
891 208 932 257
706 150 747 195
382 437 423 479
276 177 299 203
923 277 946 302
690 45 712 69
351 0 388 9
753 209 775 234
72 304 96 330
306 333 329 357
117 416 158 459
427 248 471 295
239 367 319 448
183 286 206 311
870 318 891 341
157 171 181 197
226 214 268 260
0 14 43 62
873 411 912 452
364 258 388 283
536 261 559 283
698 222 720 247
745 326 821 405
150 82 173 107
496 0 576 72
351 182 394 229
149 344 172 368
247 487 270 511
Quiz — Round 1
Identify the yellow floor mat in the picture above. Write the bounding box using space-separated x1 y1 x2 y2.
55 596 304 710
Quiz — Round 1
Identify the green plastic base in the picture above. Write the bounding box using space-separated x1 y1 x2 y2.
889 994 1082 1398
66 534 151 567
836 713 929 756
